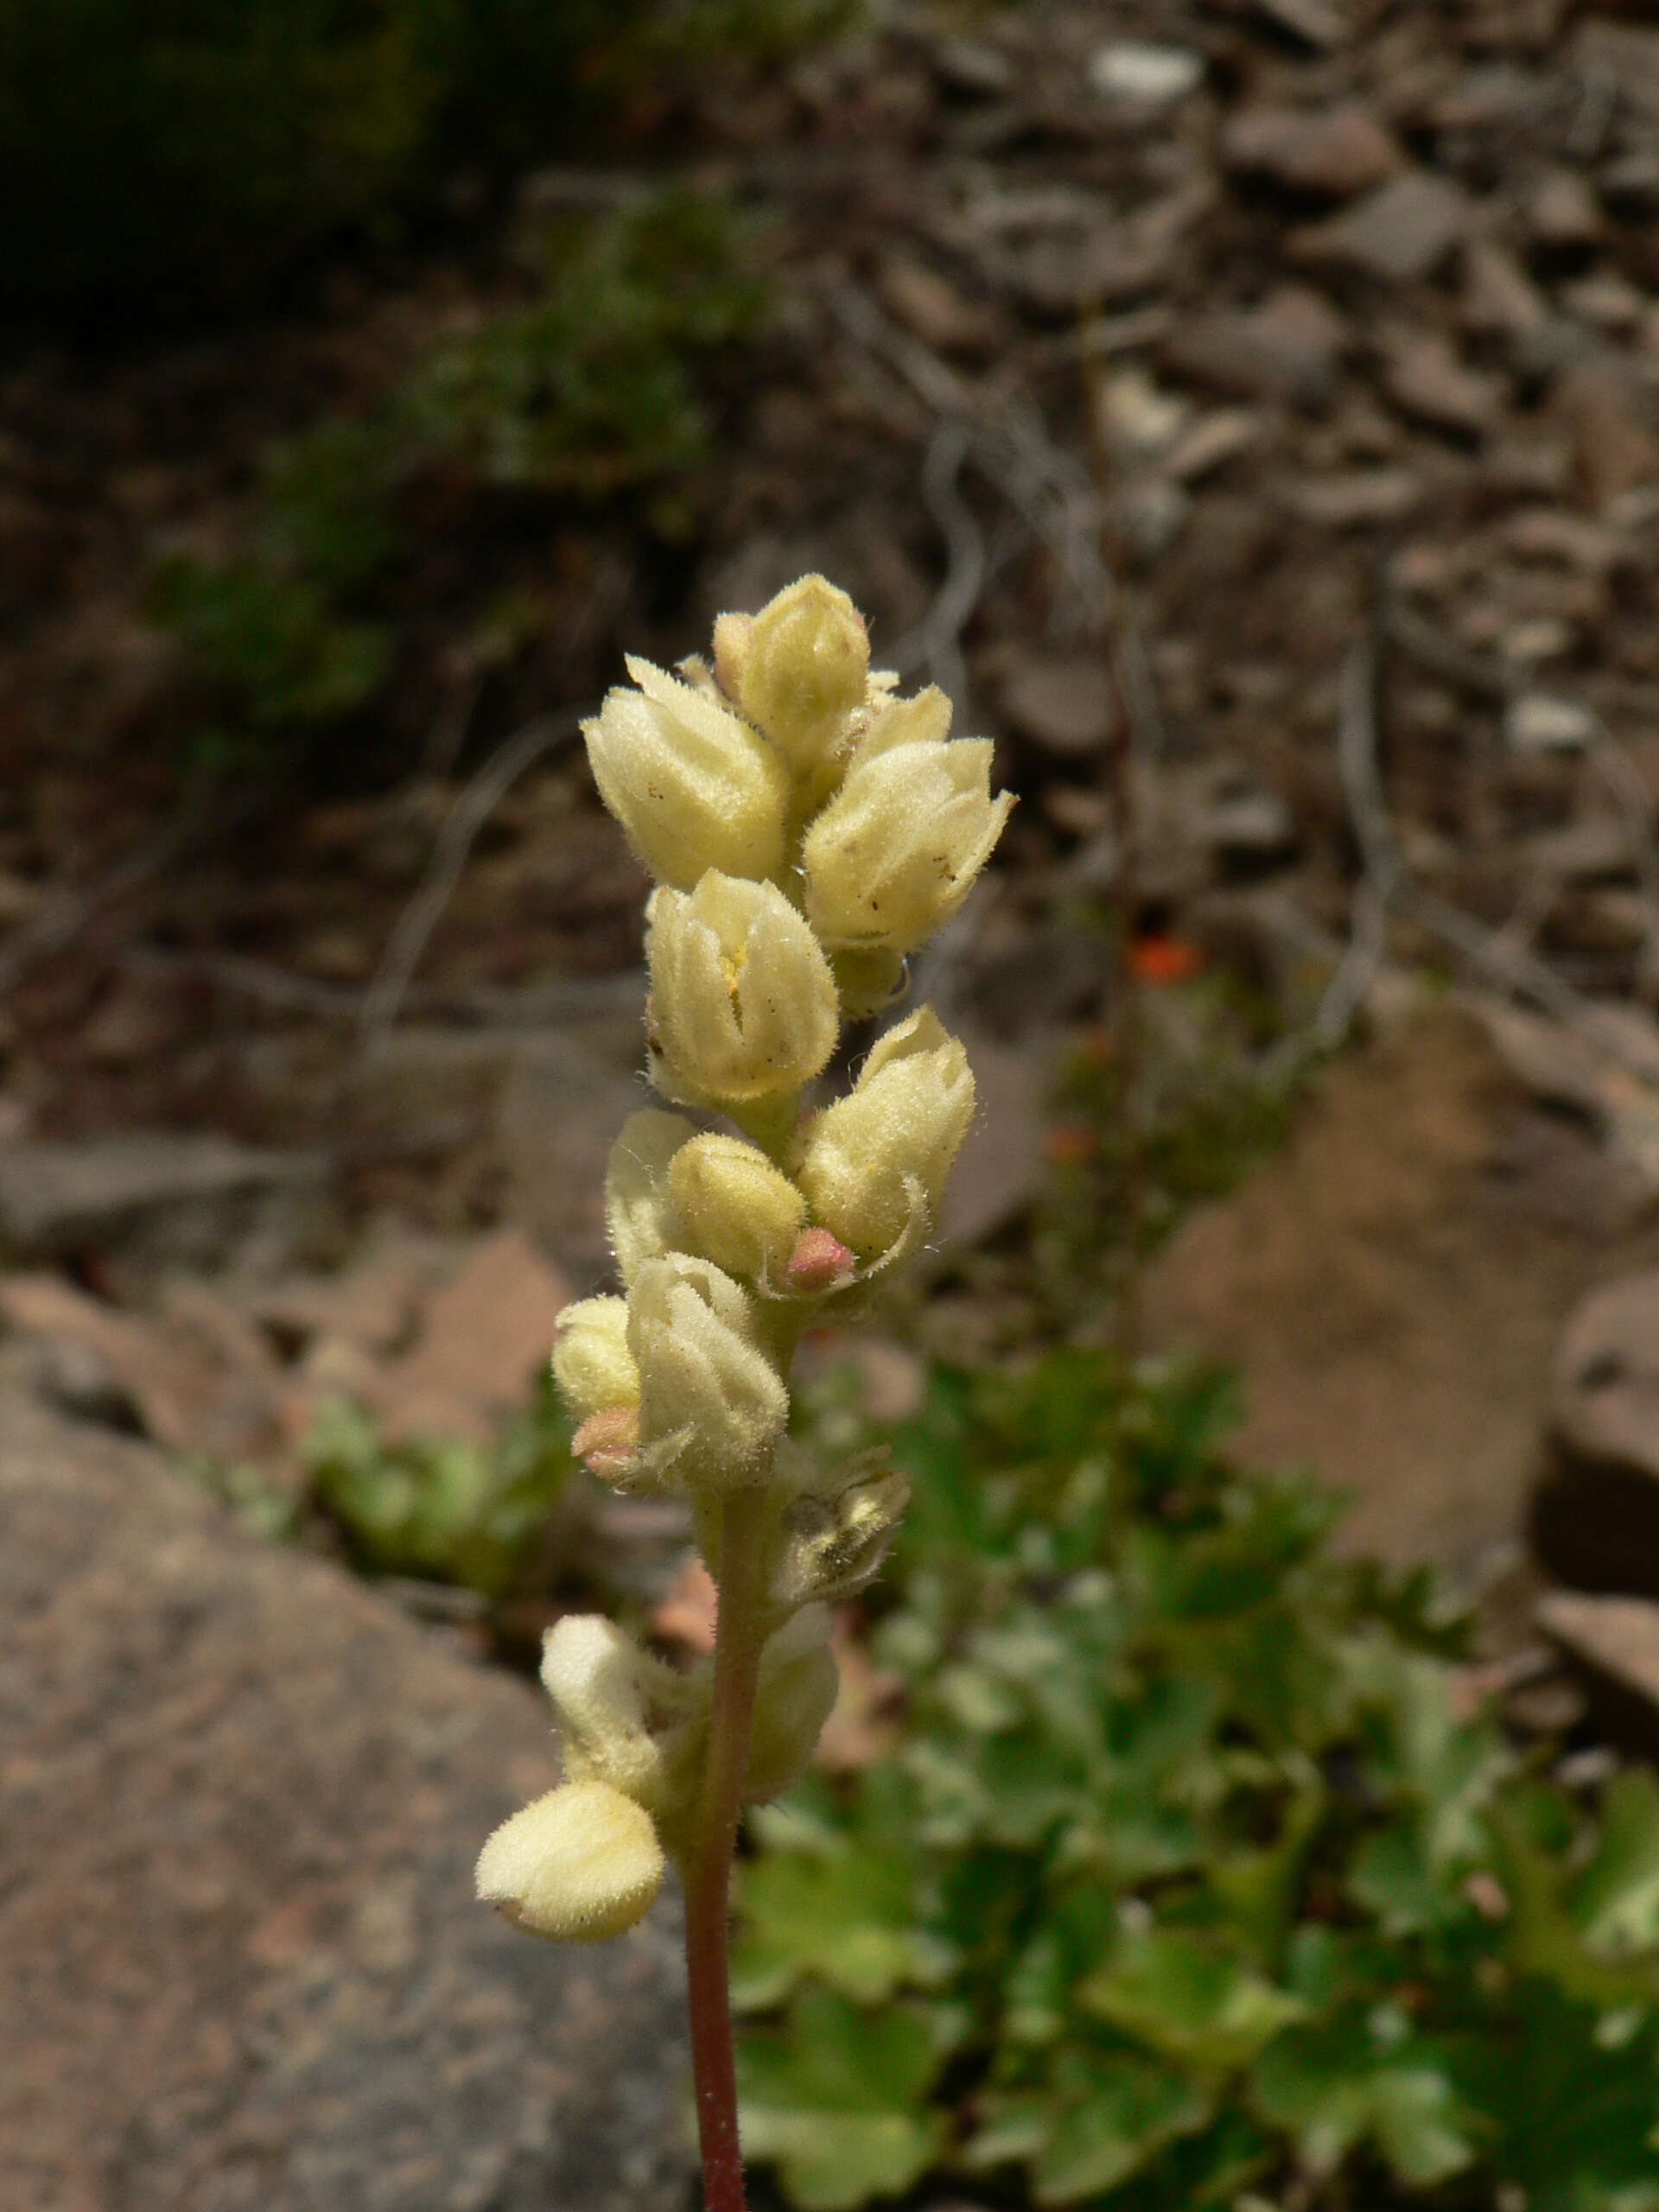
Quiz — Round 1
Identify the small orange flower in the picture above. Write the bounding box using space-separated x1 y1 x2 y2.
1129 934 1203 987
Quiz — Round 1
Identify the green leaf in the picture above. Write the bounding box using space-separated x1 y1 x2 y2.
1031 2048 1213 2204
1572 1770 1659 1961
1454 1981 1659 2212
736 1987 949 2212
1080 1929 1306 2074
1250 2012 1478 2188
1493 1803 1659 2011
731 1840 952 2012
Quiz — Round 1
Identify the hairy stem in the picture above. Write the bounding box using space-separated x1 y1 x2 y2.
684 1484 772 2212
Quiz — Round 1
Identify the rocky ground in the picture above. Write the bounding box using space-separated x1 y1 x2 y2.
6 0 1659 2203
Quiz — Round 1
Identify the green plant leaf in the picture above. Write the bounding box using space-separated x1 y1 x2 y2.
1080 1928 1306 2074
731 1839 953 2011
1571 1770 1659 1961
736 1988 950 2212
1250 2011 1478 2187
1031 2046 1213 2204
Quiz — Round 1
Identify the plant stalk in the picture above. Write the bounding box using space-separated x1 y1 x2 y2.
684 1484 772 2212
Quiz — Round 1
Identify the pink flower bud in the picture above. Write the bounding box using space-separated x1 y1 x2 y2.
785 1226 856 1293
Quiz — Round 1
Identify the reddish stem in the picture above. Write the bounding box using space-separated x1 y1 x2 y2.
684 1486 770 2212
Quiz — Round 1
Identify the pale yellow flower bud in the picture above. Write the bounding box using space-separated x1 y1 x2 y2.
551 1296 639 1422
716 575 868 774
667 1133 807 1281
541 1614 684 1808
803 728 1013 956
746 1605 840 1802
476 1780 664 1942
646 872 838 1107
626 1253 788 1489
796 1007 976 1258
605 1109 695 1286
582 656 789 891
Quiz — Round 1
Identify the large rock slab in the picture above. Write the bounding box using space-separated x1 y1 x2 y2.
0 1390 690 2212
1141 1007 1659 1567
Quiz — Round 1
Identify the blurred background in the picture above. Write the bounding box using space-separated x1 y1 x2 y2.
7 3 1659 2209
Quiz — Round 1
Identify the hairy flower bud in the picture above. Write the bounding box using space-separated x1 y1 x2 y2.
626 1253 788 1489
582 657 788 891
551 1297 639 1422
476 1780 664 1942
803 721 1013 957
646 873 838 1107
746 1605 840 1803
668 1133 807 1281
796 1007 976 1258
542 1614 686 1808
715 575 868 774
605 1109 695 1286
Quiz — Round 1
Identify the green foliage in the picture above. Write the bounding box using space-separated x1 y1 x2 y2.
736 1355 1659 2209
154 192 765 766
304 1373 571 1596
0 0 853 328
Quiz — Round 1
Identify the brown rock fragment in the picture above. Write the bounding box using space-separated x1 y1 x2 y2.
1223 102 1403 198
1553 361 1659 511
1291 170 1471 283
1538 1591 1659 1749
1381 331 1502 437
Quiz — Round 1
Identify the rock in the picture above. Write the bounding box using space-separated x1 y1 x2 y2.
1552 1271 1659 1491
1381 330 1501 436
1141 1007 1659 1566
1086 41 1204 105
931 36 1014 96
1163 409 1261 482
1291 170 1471 283
371 1230 575 1443
1503 693 1601 754
496 1035 645 1279
1000 654 1115 755
1243 0 1347 48
0 1393 690 2212
1526 167 1602 250
1162 286 1347 409
0 1272 284 1461
1552 362 1659 512
1537 1592 1659 1747
0 1135 332 1276
1460 240 1548 340
1288 467 1421 526
874 256 1001 357
1223 102 1402 198
1099 367 1187 459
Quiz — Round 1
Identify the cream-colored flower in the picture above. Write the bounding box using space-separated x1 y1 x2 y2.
796 1007 975 1258
475 1780 664 1942
551 1297 639 1422
803 721 1013 956
713 575 868 775
541 1614 689 1809
582 657 788 891
668 1133 807 1281
604 1109 695 1286
646 872 838 1107
626 1253 788 1489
